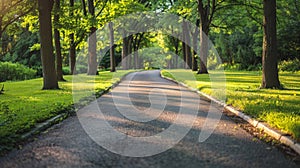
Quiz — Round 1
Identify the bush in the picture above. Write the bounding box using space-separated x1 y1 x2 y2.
62 67 71 75
279 59 300 72
76 65 88 74
216 63 241 71
0 62 37 82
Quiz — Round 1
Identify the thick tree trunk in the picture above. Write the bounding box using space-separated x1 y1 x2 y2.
87 0 97 75
261 0 281 88
38 0 59 89
54 0 65 81
197 0 209 74
87 27 97 75
109 22 116 72
198 29 209 74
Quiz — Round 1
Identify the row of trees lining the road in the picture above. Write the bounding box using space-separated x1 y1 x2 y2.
1 0 299 89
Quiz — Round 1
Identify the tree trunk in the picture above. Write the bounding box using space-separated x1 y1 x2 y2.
69 35 76 74
174 39 179 69
192 19 200 71
109 22 116 72
87 27 97 75
134 51 139 69
261 0 281 88
69 0 76 74
182 21 187 69
133 34 143 69
198 28 209 74
127 35 133 69
122 33 128 70
197 0 209 74
54 0 65 81
182 46 186 68
38 0 59 89
54 29 64 81
183 20 192 69
0 17 3 55
87 0 97 75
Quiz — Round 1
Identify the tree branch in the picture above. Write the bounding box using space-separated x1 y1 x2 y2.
95 0 109 18
1 5 35 35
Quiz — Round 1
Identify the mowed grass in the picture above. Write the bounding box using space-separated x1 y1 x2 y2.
0 70 133 148
161 69 300 140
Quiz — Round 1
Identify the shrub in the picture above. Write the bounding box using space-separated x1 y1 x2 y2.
0 62 37 82
62 67 71 75
216 63 241 71
76 65 88 74
279 59 300 72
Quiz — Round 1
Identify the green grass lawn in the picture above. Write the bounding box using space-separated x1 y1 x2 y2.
0 70 133 150
161 69 300 140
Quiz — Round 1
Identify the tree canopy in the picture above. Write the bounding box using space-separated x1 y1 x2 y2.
0 0 299 89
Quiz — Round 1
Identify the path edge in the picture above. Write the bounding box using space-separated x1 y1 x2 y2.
20 71 136 140
160 71 300 155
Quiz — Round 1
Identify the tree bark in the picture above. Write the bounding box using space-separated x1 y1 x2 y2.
54 0 65 81
69 35 76 74
192 19 200 71
122 32 128 70
183 20 192 69
182 21 187 69
174 38 179 69
87 0 98 75
0 18 3 55
109 22 116 72
198 28 209 74
69 0 76 74
38 0 59 89
261 0 281 88
127 35 133 69
87 27 97 75
197 0 211 74
132 33 143 69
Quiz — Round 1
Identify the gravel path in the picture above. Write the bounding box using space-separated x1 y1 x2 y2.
0 70 297 168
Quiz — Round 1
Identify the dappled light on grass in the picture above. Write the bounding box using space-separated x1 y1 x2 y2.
0 70 133 148
162 69 300 139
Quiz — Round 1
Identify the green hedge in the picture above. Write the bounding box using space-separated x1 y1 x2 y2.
279 59 300 72
0 62 37 82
